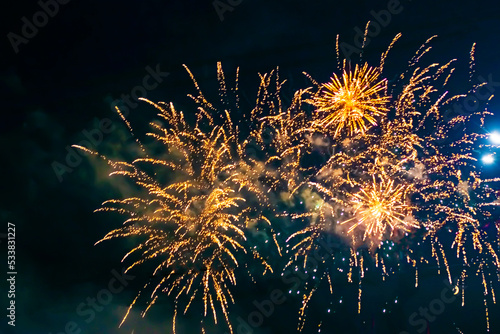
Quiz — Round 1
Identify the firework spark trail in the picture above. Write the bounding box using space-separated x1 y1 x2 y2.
75 33 500 333
75 63 280 334
305 62 391 138
284 34 500 331
342 171 418 246
244 69 314 195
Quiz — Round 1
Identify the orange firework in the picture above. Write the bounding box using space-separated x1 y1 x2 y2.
73 32 500 334
343 172 418 246
74 64 274 334
307 62 390 138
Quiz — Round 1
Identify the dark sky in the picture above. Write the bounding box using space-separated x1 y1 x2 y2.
1 1 500 333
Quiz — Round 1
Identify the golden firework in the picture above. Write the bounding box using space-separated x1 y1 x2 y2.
343 173 418 245
75 64 274 334
307 62 390 138
74 33 500 333
284 34 500 331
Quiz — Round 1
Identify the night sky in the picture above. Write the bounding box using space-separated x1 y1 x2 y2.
2 1 500 333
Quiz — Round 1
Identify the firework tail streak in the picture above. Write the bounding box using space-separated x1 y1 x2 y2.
51 64 169 182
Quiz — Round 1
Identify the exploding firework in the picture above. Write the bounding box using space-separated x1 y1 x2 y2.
75 63 277 334
76 32 500 333
307 62 391 138
282 34 500 331
342 171 417 245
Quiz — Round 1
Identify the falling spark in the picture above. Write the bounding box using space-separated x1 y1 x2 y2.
306 62 390 138
75 31 500 333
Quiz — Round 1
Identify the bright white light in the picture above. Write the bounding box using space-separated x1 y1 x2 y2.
482 154 495 164
490 132 500 145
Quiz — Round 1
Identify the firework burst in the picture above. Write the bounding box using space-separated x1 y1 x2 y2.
75 33 500 333
75 64 275 334
306 62 391 138
283 34 500 331
342 171 417 246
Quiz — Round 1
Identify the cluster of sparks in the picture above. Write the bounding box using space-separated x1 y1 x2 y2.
344 172 416 243
76 34 500 333
308 62 390 138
